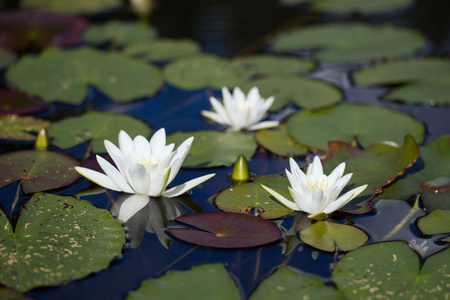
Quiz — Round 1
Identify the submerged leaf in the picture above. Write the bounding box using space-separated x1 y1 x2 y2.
169 212 282 248
0 115 50 141
417 210 450 236
0 193 125 292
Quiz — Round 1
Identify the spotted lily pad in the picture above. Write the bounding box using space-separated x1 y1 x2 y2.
255 124 307 156
332 241 450 299
322 135 420 214
250 266 345 299
242 76 341 111
84 21 157 47
379 135 450 211
0 10 87 51
48 111 151 153
21 0 121 14
6 47 163 104
167 130 257 168
287 103 424 151
0 193 125 292
0 115 50 141
0 150 80 193
123 38 201 63
299 221 368 252
272 23 425 64
0 48 15 69
163 55 247 90
168 212 282 248
311 0 414 14
353 58 450 105
417 210 450 236
215 176 293 219
127 263 240 300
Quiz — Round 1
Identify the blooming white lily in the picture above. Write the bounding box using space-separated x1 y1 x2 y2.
262 156 367 220
201 86 279 131
75 128 215 198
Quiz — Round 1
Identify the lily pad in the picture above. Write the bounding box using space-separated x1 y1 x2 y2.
0 90 50 115
287 103 424 151
127 263 240 300
48 111 151 153
0 193 125 292
6 47 163 104
272 23 425 64
0 115 50 141
322 135 420 214
311 0 414 14
123 38 201 63
167 130 258 168
163 55 247 90
255 124 308 156
379 135 450 211
0 150 80 193
417 210 450 235
242 76 342 111
332 241 450 299
0 286 33 300
233 54 315 77
21 0 121 14
353 58 450 105
168 212 282 248
0 48 15 69
84 21 157 47
0 10 87 51
299 221 368 252
215 176 293 219
250 266 345 299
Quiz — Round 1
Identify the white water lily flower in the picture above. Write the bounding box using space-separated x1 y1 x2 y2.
75 128 215 198
201 86 279 131
262 156 367 220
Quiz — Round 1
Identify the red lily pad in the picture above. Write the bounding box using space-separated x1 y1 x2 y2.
0 150 80 193
0 10 87 51
168 212 282 248
323 135 420 214
0 90 50 115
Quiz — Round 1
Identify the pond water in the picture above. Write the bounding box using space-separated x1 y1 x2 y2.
0 0 449 299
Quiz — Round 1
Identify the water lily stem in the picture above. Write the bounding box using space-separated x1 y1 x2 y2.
381 195 421 241
10 181 22 216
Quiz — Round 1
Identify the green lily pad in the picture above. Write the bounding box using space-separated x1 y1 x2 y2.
167 130 258 168
287 103 424 151
417 210 450 235
249 266 345 299
0 48 15 69
48 111 151 153
242 76 341 111
311 0 414 14
272 23 425 64
0 150 80 194
0 193 125 292
123 38 201 63
163 55 247 90
0 115 50 141
379 135 450 211
0 286 33 300
21 0 121 14
332 241 450 299
233 54 315 77
168 212 282 248
6 47 163 104
353 58 450 105
255 124 308 156
322 135 420 214
127 263 240 300
299 221 368 252
215 175 293 219
84 21 157 47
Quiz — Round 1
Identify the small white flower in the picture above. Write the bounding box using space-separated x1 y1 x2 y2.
75 128 215 198
201 86 279 131
262 156 368 220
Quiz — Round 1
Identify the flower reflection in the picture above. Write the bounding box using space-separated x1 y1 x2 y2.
279 213 312 255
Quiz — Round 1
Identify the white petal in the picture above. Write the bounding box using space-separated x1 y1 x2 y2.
330 173 353 201
289 157 308 186
162 173 215 198
118 194 149 222
104 140 125 159
75 166 121 191
286 170 303 194
201 110 227 125
289 187 310 213
261 184 298 211
248 121 279 131
167 136 193 183
148 167 171 197
309 156 323 178
210 97 231 124
97 155 134 193
149 128 166 157
118 130 133 156
247 86 260 101
327 162 345 185
126 163 150 195
323 184 368 214
133 135 151 160
309 188 324 215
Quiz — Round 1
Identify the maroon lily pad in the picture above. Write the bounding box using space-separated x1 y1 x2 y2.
0 150 80 193
81 154 115 173
0 10 88 50
168 212 282 248
0 90 50 115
